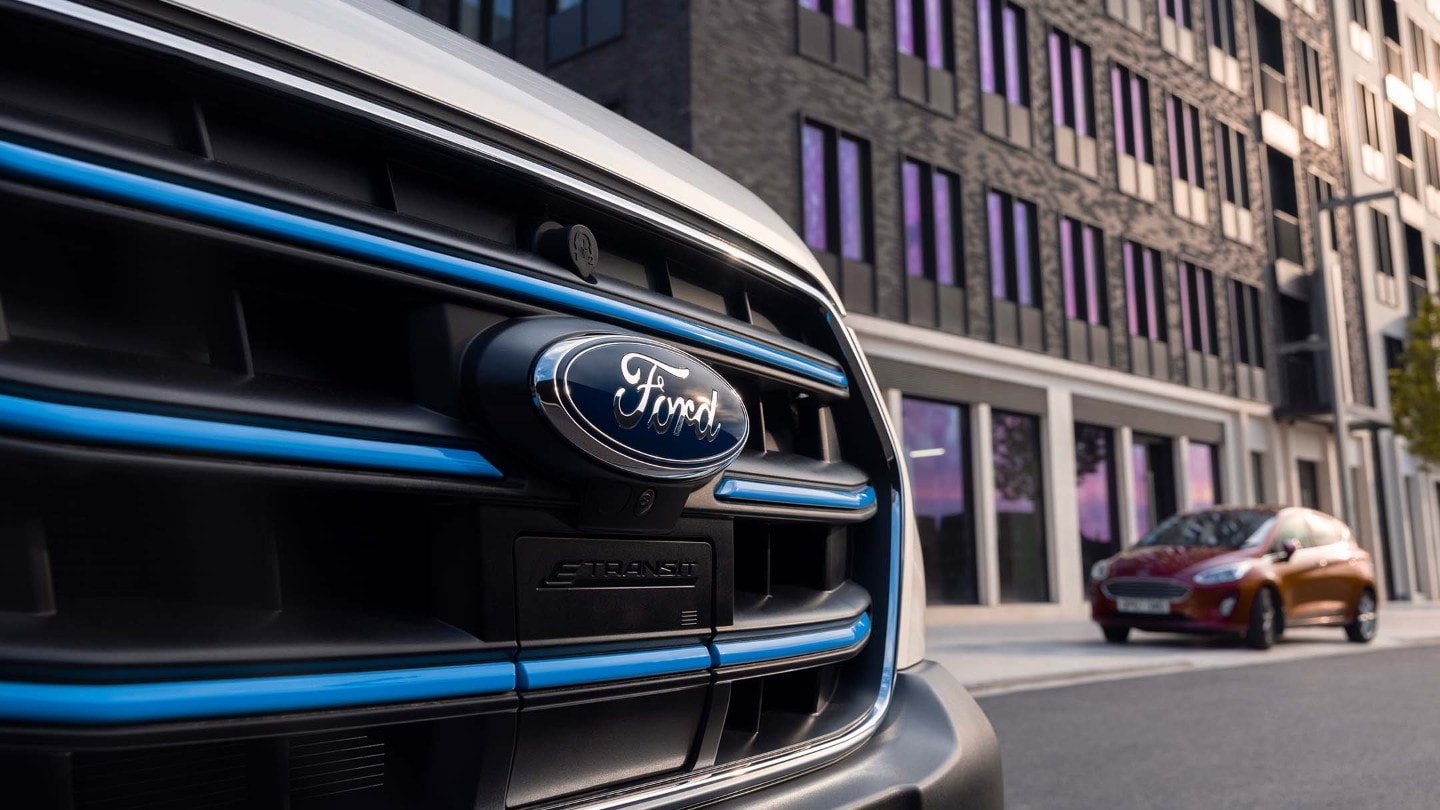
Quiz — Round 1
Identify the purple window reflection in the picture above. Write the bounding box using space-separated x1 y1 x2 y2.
903 161 924 277
1179 264 1193 349
993 410 1049 603
1002 6 1022 106
1049 33 1066 125
1015 201 1033 306
799 0 820 9
1061 218 1077 319
903 397 978 605
1083 226 1101 324
1142 248 1159 338
1189 442 1217 509
1124 244 1140 336
897 0 915 55
802 124 828 252
1133 443 1152 537
1111 68 1128 155
1073 44 1090 135
834 0 856 27
988 192 1007 299
934 173 957 285
1131 75 1147 162
1183 105 1199 185
925 0 945 68
1076 425 1114 545
839 137 864 260
978 0 995 94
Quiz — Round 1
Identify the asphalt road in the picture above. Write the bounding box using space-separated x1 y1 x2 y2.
978 644 1440 809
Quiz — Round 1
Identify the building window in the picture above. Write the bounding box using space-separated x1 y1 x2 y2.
1179 263 1217 355
988 191 1039 306
1423 129 1440 201
1160 0 1197 64
896 0 955 112
901 159 965 330
1049 29 1098 175
978 0 1032 147
802 121 873 310
1250 451 1266 503
1254 5 1289 123
1411 19 1433 106
797 0 868 76
547 0 623 63
1352 0 1370 32
1123 241 1165 342
1215 121 1253 244
1395 104 1419 199
397 0 515 53
1297 459 1320 509
1359 83 1387 180
993 410 1049 603
1133 434 1177 537
1112 65 1156 202
1168 96 1207 225
1382 0 1404 78
1312 174 1339 251
1060 217 1107 327
1061 217 1110 365
1188 441 1221 509
1075 423 1119 595
1405 224 1426 314
1107 0 1146 32
1209 0 1241 90
1299 41 1331 146
1229 278 1265 399
903 397 977 605
1267 147 1302 265
1373 208 1395 277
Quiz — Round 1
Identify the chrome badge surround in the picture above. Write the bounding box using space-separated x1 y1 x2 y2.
533 334 749 481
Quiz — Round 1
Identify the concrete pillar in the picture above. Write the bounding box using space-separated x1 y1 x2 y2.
1045 388 1083 607
1117 426 1137 548
1175 435 1192 511
972 403 1000 606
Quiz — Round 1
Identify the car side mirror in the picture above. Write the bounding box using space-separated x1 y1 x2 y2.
1279 538 1299 561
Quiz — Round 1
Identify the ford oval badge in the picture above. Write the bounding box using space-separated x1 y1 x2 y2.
533 334 749 480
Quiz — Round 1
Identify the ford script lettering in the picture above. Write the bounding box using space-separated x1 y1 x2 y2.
612 352 722 441
534 334 749 480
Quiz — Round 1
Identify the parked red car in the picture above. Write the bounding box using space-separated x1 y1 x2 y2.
1091 507 1378 649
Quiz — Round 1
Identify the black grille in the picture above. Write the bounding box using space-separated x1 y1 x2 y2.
0 6 896 810
1103 578 1190 601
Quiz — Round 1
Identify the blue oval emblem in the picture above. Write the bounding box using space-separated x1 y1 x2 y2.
533 335 749 480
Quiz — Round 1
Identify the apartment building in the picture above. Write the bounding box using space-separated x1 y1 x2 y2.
396 0 1438 610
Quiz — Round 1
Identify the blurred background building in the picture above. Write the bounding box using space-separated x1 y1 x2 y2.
394 0 1440 613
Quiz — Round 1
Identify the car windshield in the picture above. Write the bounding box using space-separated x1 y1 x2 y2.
1135 510 1275 549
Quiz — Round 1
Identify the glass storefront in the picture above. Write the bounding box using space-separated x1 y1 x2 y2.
993 410 1049 602
1188 441 1221 509
1075 424 1119 594
902 397 978 604
1132 433 1176 539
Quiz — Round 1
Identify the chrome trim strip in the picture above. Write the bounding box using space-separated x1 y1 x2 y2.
713 477 877 511
710 614 871 667
7 3 908 805
0 390 501 477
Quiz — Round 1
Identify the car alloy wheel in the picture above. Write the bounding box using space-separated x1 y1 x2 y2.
1245 589 1276 650
1346 590 1378 643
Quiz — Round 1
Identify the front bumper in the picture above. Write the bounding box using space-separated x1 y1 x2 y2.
1092 583 1249 634
722 661 1003 809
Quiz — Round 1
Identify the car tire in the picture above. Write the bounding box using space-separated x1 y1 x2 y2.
1345 589 1378 644
1102 626 1130 644
1245 588 1277 650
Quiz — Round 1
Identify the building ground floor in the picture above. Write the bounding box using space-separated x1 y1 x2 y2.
851 315 1440 616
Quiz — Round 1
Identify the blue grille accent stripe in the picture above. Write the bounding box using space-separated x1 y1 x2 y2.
0 139 848 390
0 392 501 477
0 662 516 725
710 614 871 668
517 645 712 690
713 477 877 510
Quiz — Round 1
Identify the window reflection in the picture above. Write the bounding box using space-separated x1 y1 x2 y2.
1076 424 1118 594
1188 441 1220 508
903 398 978 604
993 410 1049 602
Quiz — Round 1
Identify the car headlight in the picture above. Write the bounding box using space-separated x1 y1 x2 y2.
1193 562 1253 585
1090 559 1112 581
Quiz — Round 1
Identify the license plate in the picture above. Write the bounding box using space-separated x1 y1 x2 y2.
1116 597 1171 615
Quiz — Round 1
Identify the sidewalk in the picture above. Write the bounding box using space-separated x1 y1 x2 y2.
927 601 1440 696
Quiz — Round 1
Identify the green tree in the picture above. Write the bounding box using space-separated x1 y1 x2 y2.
1391 294 1440 468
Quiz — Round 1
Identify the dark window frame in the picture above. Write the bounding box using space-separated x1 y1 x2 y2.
987 189 1041 307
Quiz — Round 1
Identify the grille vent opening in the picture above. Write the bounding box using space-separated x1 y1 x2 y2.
287 730 387 804
73 740 258 810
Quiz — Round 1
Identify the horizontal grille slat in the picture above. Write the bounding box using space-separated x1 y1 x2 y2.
1103 578 1190 600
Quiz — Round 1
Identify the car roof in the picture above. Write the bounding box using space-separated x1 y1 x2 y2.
164 0 843 307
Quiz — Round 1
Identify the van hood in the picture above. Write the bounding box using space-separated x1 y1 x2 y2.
160 0 840 305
